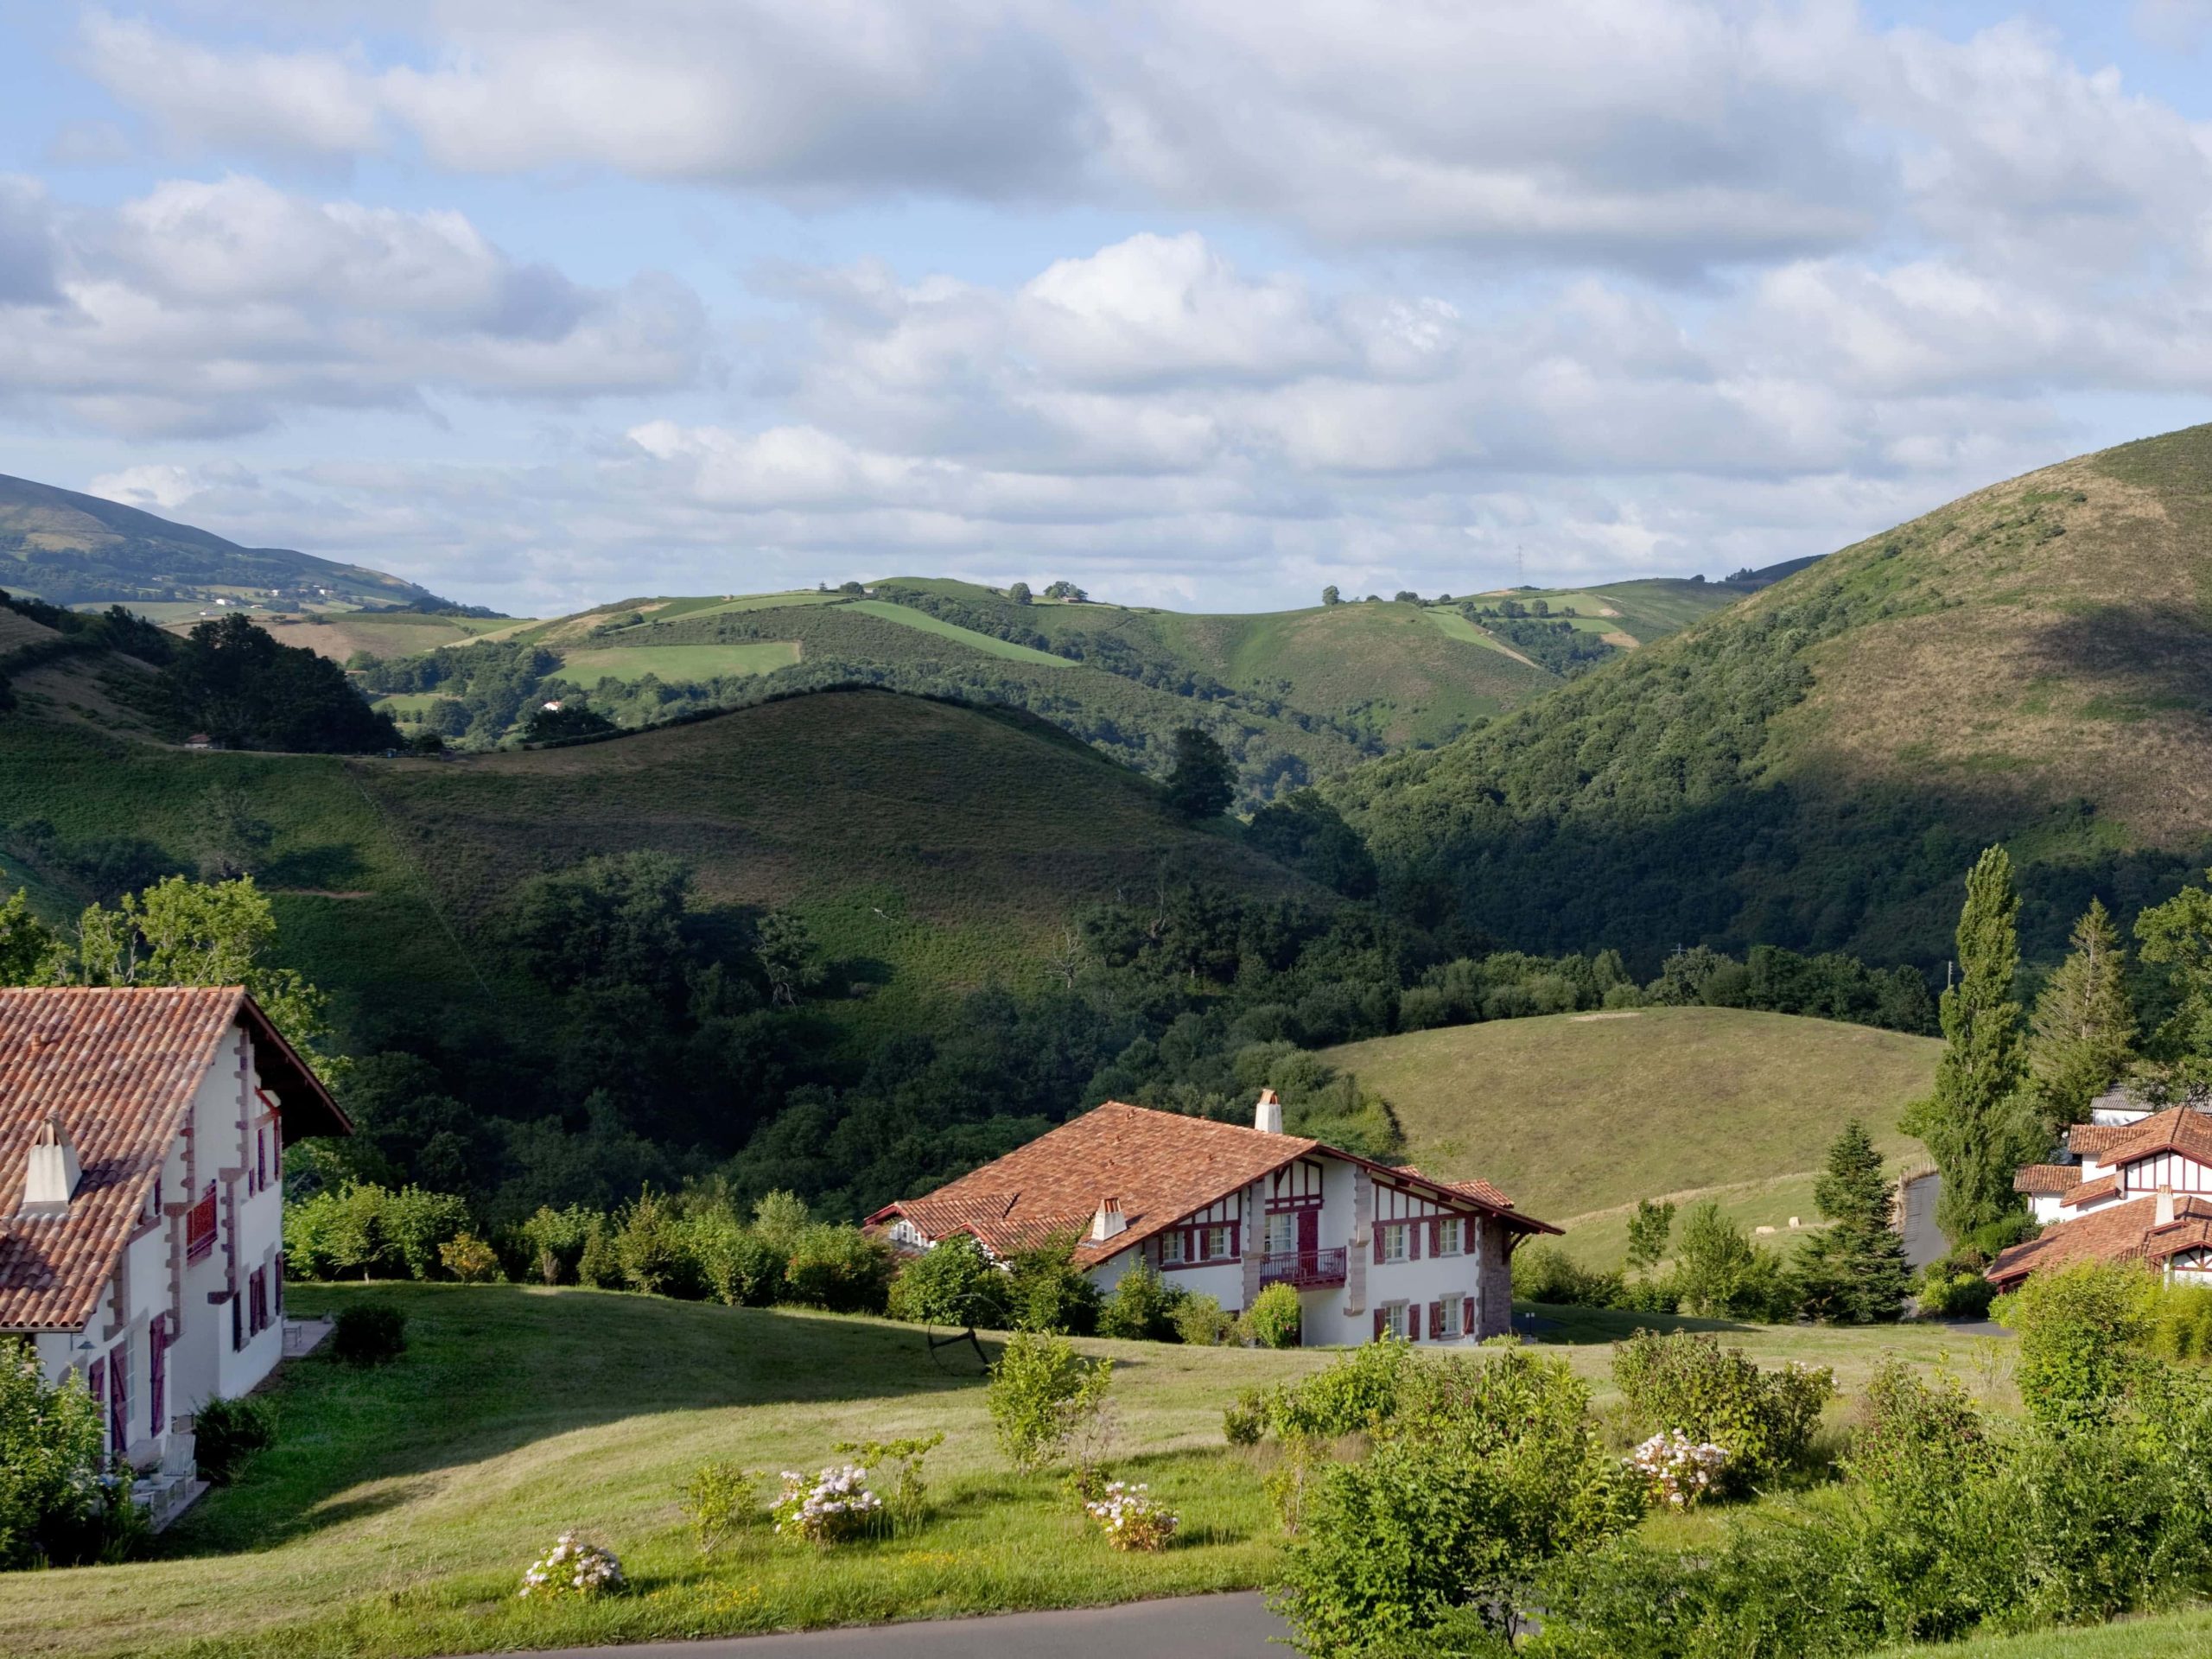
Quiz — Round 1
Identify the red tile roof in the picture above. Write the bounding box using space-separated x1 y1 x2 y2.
2103 1108 2212 1170
2062 1173 2123 1210
2014 1164 2084 1196
0 988 349 1332
873 1100 1554 1265
2066 1121 2153 1157
1989 1194 2212 1287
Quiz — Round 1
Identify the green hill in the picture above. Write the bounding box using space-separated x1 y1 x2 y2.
0 473 439 610
1330 423 2212 969
1323 1007 1941 1264
0 678 1322 1040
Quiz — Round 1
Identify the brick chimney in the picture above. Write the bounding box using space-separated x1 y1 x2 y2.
20 1113 81 1219
1254 1088 1284 1135
2157 1185 2177 1227
1090 1195 1127 1242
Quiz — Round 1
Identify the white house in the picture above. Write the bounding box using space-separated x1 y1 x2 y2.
869 1090 1558 1344
1993 1103 2212 1290
1 987 352 1517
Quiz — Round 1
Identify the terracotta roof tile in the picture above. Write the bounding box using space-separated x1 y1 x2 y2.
1989 1195 2212 1287
2014 1164 2084 1196
874 1100 1554 1264
2104 1108 2212 1169
2067 1122 2151 1157
2062 1173 2123 1209
0 988 348 1332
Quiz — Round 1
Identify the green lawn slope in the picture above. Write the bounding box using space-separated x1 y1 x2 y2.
0 1282 1998 1659
1332 423 2212 969
1323 1007 1940 1262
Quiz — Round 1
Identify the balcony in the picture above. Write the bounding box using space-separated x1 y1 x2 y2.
1259 1247 1347 1289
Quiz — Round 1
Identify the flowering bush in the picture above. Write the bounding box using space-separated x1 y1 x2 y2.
1630 1430 1730 1508
1084 1480 1179 1551
772 1464 882 1545
518 1532 625 1598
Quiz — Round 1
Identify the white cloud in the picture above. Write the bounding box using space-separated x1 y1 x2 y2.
0 175 709 437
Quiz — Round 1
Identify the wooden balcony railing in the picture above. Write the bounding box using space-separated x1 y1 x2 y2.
1259 1247 1347 1288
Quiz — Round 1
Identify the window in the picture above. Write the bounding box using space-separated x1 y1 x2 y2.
1380 1223 1408 1263
1436 1217 1463 1255
231 1291 243 1353
107 1339 128 1451
248 1268 268 1336
1382 1301 1412 1339
256 1128 267 1192
1438 1293 1467 1338
1160 1231 1185 1266
1264 1211 1298 1255
1203 1225 1233 1261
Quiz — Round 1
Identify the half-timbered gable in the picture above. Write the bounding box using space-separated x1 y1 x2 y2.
873 1090 1555 1345
1998 1106 2212 1289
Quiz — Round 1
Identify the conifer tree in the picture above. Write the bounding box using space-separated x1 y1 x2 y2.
1905 845 2042 1243
1793 1120 1910 1323
2025 898 2136 1133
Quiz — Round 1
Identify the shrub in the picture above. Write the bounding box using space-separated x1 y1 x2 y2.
192 1395 276 1486
438 1232 502 1283
1224 1387 1271 1446
1085 1480 1179 1550
613 1189 703 1300
1243 1282 1303 1349
1098 1262 1186 1342
2149 1285 2212 1363
1274 1347 1643 1651
1173 1293 1236 1347
385 1187 473 1280
833 1433 943 1535
1512 1245 1624 1309
1916 1266 1997 1319
519 1532 625 1598
1610 1331 1833 1489
575 1217 624 1288
1848 1361 1990 1491
886 1235 1010 1327
1006 1237 1101 1334
0 1344 105 1569
772 1465 882 1545
782 1224 894 1313
987 1331 1113 1472
2003 1260 2154 1431
284 1184 471 1281
332 1303 407 1367
676 1462 753 1555
1272 1338 1414 1440
1673 1201 1795 1319
518 1204 595 1286
1628 1430 1729 1508
691 1219 785 1307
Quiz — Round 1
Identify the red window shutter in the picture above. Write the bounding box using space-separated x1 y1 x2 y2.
1430 1300 1444 1338
1374 1307 1387 1340
1372 1225 1384 1266
1428 1218 1440 1256
89 1357 105 1405
1409 1222 1421 1262
1408 1301 1421 1339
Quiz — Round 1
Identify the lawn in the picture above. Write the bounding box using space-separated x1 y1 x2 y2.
4 1285 2023 1659
1916 1610 2212 1657
559 641 804 683
842 600 1077 666
1325 1007 1941 1262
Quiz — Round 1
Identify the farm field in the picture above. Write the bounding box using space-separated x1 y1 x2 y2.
843 599 1078 666
560 640 804 682
1324 1007 1941 1261
263 613 517 661
0 1283 2010 1659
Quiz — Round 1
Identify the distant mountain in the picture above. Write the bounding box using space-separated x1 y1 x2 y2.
0 473 438 609
1331 423 2212 970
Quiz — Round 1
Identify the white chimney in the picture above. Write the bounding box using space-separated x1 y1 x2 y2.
1254 1088 1284 1135
2158 1185 2177 1226
1090 1196 1127 1242
21 1114 81 1218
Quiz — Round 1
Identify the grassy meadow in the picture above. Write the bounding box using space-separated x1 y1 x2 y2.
559 640 804 682
4 1284 2018 1659
1325 1007 1941 1262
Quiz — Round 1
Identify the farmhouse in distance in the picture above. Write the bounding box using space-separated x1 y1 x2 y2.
872 1090 1556 1344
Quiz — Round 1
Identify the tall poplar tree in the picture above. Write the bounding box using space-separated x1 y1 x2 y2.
2025 898 2136 1134
1906 845 2042 1243
2134 869 2212 1099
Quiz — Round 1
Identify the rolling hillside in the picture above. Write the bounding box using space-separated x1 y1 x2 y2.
1332 423 2212 969
0 472 440 610
1324 1007 1941 1265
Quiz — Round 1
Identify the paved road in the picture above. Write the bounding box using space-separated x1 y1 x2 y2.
478 1593 1287 1659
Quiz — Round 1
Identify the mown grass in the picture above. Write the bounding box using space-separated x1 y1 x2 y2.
1913 1609 2212 1658
4 1284 2021 1659
1324 1007 1940 1258
560 640 803 682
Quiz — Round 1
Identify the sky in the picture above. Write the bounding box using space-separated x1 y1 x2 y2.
3 3 2212 616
